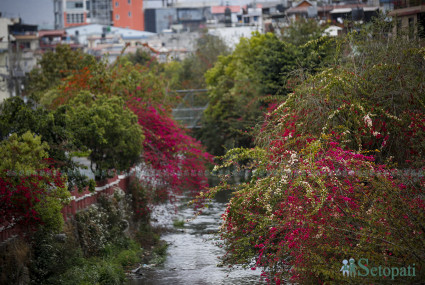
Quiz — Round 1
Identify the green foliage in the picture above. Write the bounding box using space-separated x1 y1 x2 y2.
68 93 144 179
75 193 131 256
30 226 84 284
26 45 97 102
0 131 49 173
113 249 142 267
197 28 338 156
59 260 125 285
197 32 299 155
203 17 425 284
125 48 158 67
174 33 229 90
281 18 326 47
0 97 46 139
151 242 168 265
29 192 146 285
0 97 93 191
172 219 185 228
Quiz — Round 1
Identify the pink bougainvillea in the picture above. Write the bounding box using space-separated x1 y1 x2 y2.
128 98 212 203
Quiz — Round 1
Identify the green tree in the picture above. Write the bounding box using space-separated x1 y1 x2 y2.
67 92 144 179
26 44 98 102
281 18 326 47
196 32 298 155
125 48 158 68
0 131 49 173
0 97 93 191
178 33 229 90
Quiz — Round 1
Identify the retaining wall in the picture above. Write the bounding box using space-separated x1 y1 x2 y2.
0 167 136 243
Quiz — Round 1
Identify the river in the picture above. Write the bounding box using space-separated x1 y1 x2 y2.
128 191 265 285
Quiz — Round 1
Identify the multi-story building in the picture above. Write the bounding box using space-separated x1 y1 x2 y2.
54 0 89 29
112 0 144 31
87 0 113 25
54 0 145 31
0 17 40 102
389 0 425 38
0 16 16 102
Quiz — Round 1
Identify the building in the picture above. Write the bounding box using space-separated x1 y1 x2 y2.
0 16 16 102
0 17 41 102
112 0 144 31
388 0 425 38
87 0 113 26
65 24 154 46
39 29 81 50
54 0 89 29
211 5 241 24
54 0 145 31
284 0 379 24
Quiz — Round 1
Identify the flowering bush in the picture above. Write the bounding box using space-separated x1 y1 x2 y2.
128 99 212 203
0 132 69 233
0 169 69 233
203 22 425 283
209 138 424 283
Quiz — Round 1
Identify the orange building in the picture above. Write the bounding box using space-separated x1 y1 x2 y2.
112 0 144 31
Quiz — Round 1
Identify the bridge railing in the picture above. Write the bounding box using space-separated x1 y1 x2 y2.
171 89 208 129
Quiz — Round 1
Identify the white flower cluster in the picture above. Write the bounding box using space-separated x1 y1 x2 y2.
363 114 373 128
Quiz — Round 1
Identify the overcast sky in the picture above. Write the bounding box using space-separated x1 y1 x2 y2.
0 0 54 29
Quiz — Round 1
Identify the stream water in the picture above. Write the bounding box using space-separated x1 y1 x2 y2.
128 191 265 285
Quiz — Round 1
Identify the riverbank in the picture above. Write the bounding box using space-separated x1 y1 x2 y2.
0 179 167 285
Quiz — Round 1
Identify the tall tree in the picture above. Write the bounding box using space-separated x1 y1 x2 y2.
196 32 299 155
26 45 98 102
67 92 144 179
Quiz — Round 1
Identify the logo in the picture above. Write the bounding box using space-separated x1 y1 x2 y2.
340 258 416 280
340 258 357 277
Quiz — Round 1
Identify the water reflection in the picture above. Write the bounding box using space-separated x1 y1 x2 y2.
128 192 264 285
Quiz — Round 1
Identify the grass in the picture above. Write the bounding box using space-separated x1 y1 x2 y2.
173 219 185 228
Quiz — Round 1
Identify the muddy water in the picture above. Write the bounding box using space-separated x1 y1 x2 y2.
128 192 265 285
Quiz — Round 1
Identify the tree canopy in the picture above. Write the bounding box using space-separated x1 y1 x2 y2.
196 30 336 156
68 93 144 179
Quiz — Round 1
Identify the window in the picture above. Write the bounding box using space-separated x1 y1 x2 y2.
115 1 119 7
409 17 414 39
116 14 120 20
128 11 132 17
128 0 131 3
66 1 84 9
20 41 31 49
67 13 84 24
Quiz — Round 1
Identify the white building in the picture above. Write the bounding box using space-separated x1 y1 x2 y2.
66 24 155 45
